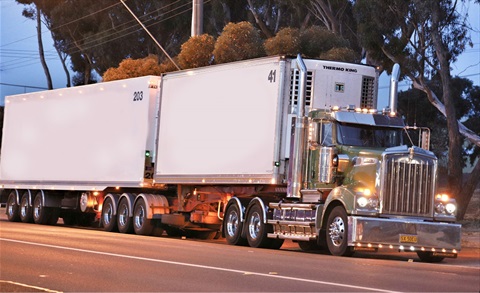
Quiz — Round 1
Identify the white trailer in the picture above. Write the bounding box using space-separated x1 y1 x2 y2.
1 76 160 190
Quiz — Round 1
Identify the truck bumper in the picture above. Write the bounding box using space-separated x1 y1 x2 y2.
348 216 461 255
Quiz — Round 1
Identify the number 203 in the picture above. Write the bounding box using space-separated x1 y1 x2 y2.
133 91 143 101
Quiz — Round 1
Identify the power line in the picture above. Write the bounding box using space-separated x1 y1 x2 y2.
0 0 203 72
0 82 48 90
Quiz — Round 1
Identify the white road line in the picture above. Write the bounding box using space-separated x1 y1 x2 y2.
1 238 400 293
0 280 62 293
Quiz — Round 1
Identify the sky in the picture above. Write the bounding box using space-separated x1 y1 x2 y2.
0 0 479 107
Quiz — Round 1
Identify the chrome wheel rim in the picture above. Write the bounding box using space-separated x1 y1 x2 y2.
226 210 239 237
248 211 261 240
134 205 145 228
328 216 345 247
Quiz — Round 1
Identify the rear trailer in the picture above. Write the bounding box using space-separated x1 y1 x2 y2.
1 76 161 190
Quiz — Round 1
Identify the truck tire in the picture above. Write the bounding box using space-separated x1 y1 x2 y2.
326 206 354 257
6 191 20 222
19 192 33 223
133 198 154 236
33 192 49 225
416 251 445 263
101 198 118 232
117 198 133 234
224 204 247 246
246 204 270 248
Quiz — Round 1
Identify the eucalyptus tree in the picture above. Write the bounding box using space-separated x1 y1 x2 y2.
354 0 479 219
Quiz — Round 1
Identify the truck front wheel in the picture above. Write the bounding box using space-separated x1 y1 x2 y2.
326 206 354 257
224 204 247 246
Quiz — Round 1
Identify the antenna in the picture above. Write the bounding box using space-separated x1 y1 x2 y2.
119 0 181 71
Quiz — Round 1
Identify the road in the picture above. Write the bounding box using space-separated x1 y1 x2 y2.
1 210 479 292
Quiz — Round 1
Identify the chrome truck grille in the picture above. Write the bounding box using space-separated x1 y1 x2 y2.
380 149 436 217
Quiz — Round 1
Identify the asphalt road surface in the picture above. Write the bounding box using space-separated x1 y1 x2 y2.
1 209 479 292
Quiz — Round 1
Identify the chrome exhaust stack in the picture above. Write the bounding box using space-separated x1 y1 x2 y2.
287 54 308 198
389 63 400 114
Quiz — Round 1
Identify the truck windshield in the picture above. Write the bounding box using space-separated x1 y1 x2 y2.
337 123 403 148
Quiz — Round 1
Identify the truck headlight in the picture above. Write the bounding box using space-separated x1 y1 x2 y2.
445 203 456 214
355 188 379 212
434 193 457 219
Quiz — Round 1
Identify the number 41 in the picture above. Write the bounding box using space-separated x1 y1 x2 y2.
268 70 276 83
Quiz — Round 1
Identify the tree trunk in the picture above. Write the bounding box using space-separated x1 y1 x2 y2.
431 2 464 216
36 5 53 90
246 0 273 38
457 159 480 220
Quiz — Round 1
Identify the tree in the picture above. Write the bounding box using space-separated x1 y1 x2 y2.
354 0 480 219
308 0 362 56
299 25 349 58
177 34 215 69
102 55 164 82
264 27 301 56
16 0 54 89
213 22 265 64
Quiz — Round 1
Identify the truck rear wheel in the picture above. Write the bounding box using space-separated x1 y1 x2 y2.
19 192 33 223
326 206 354 257
102 198 118 232
133 198 154 236
246 204 270 248
6 191 20 222
117 198 133 234
224 204 247 246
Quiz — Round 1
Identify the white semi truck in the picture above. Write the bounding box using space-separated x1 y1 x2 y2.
1 55 461 262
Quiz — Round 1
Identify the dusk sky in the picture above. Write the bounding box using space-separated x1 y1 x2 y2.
1 0 479 107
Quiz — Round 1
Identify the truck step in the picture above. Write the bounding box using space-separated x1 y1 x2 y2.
267 233 315 241
267 219 315 227
269 202 317 209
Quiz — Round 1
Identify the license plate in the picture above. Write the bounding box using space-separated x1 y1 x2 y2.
400 235 418 243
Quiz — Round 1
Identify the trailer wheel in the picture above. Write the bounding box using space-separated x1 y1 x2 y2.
102 198 118 232
133 198 154 236
6 191 20 222
224 204 247 246
19 192 33 223
326 206 354 257
246 204 270 248
117 198 133 234
33 193 49 225
416 251 445 263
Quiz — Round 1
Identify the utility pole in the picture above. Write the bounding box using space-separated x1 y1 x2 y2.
191 0 203 36
119 0 180 70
